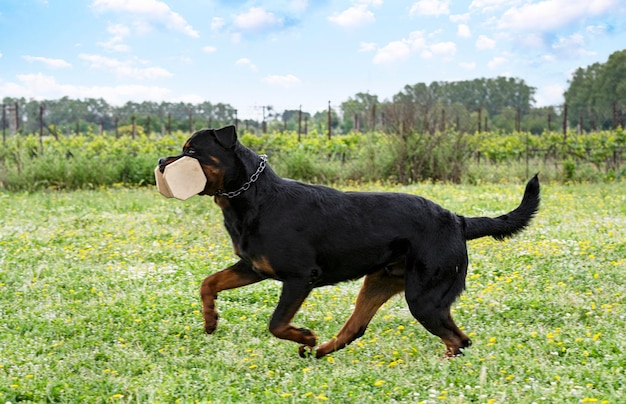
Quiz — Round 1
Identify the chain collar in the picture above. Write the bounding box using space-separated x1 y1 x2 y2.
215 155 268 198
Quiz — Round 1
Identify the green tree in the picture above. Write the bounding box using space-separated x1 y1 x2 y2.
564 49 626 130
340 92 379 132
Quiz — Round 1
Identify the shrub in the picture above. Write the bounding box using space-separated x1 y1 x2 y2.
389 131 470 183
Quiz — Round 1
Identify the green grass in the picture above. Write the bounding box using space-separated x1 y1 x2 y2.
1 181 624 403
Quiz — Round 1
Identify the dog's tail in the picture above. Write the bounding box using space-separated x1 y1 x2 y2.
463 174 540 241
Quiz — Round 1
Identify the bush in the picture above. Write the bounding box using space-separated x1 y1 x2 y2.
388 131 470 183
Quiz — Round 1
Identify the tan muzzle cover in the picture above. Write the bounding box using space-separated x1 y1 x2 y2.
154 156 207 200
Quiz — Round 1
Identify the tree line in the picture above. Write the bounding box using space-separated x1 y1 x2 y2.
564 49 626 131
2 49 625 139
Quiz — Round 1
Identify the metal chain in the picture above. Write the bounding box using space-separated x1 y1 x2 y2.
215 155 268 198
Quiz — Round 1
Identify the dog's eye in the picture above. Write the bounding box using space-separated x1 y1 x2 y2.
186 148 196 155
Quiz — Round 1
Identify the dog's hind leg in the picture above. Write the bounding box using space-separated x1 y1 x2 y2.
314 269 405 358
413 305 472 358
269 280 318 352
200 260 265 334
405 258 472 357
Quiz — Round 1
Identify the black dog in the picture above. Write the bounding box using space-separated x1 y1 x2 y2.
158 125 540 358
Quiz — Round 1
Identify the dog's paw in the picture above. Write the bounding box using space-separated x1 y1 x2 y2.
203 314 219 334
298 345 314 358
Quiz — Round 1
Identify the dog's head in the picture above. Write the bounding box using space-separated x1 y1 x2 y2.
158 125 239 196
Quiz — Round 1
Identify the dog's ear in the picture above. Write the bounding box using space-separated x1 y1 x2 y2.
214 125 237 148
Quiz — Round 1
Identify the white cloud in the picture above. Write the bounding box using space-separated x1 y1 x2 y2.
230 32 242 43
176 56 193 65
100 41 131 52
328 5 375 28
476 34 496 50
487 56 507 69
457 24 471 38
469 0 510 13
373 31 461 64
98 23 131 52
515 33 545 49
22 55 72 69
373 41 411 64
233 7 283 32
498 0 619 34
211 17 225 32
290 0 309 13
107 22 130 37
235 58 258 72
449 13 469 23
202 46 217 53
551 33 594 56
535 83 565 106
0 73 172 104
428 28 443 38
79 54 172 79
131 19 154 35
410 0 450 17
460 61 476 69
429 41 457 59
420 49 433 59
586 24 606 36
359 41 377 52
92 0 199 37
262 74 301 87
358 0 383 5
406 31 428 50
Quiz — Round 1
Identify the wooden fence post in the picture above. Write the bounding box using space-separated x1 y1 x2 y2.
298 106 302 140
39 104 44 152
371 103 377 131
562 103 568 141
327 101 332 139
14 102 20 133
547 111 552 131
2 104 6 144
131 115 136 139
441 108 445 132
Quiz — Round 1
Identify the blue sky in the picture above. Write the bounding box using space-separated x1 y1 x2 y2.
0 0 624 120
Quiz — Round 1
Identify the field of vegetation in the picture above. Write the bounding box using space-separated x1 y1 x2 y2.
1 178 624 402
0 127 624 191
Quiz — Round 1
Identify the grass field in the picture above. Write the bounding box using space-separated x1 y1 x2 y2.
1 180 624 403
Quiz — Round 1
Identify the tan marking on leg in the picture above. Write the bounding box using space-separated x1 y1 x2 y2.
315 269 404 358
270 324 317 347
251 256 277 278
200 261 264 334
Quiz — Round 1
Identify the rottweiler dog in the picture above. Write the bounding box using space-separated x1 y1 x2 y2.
158 125 540 358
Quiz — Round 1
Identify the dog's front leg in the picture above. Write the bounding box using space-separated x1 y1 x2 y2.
200 260 265 334
268 280 317 352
